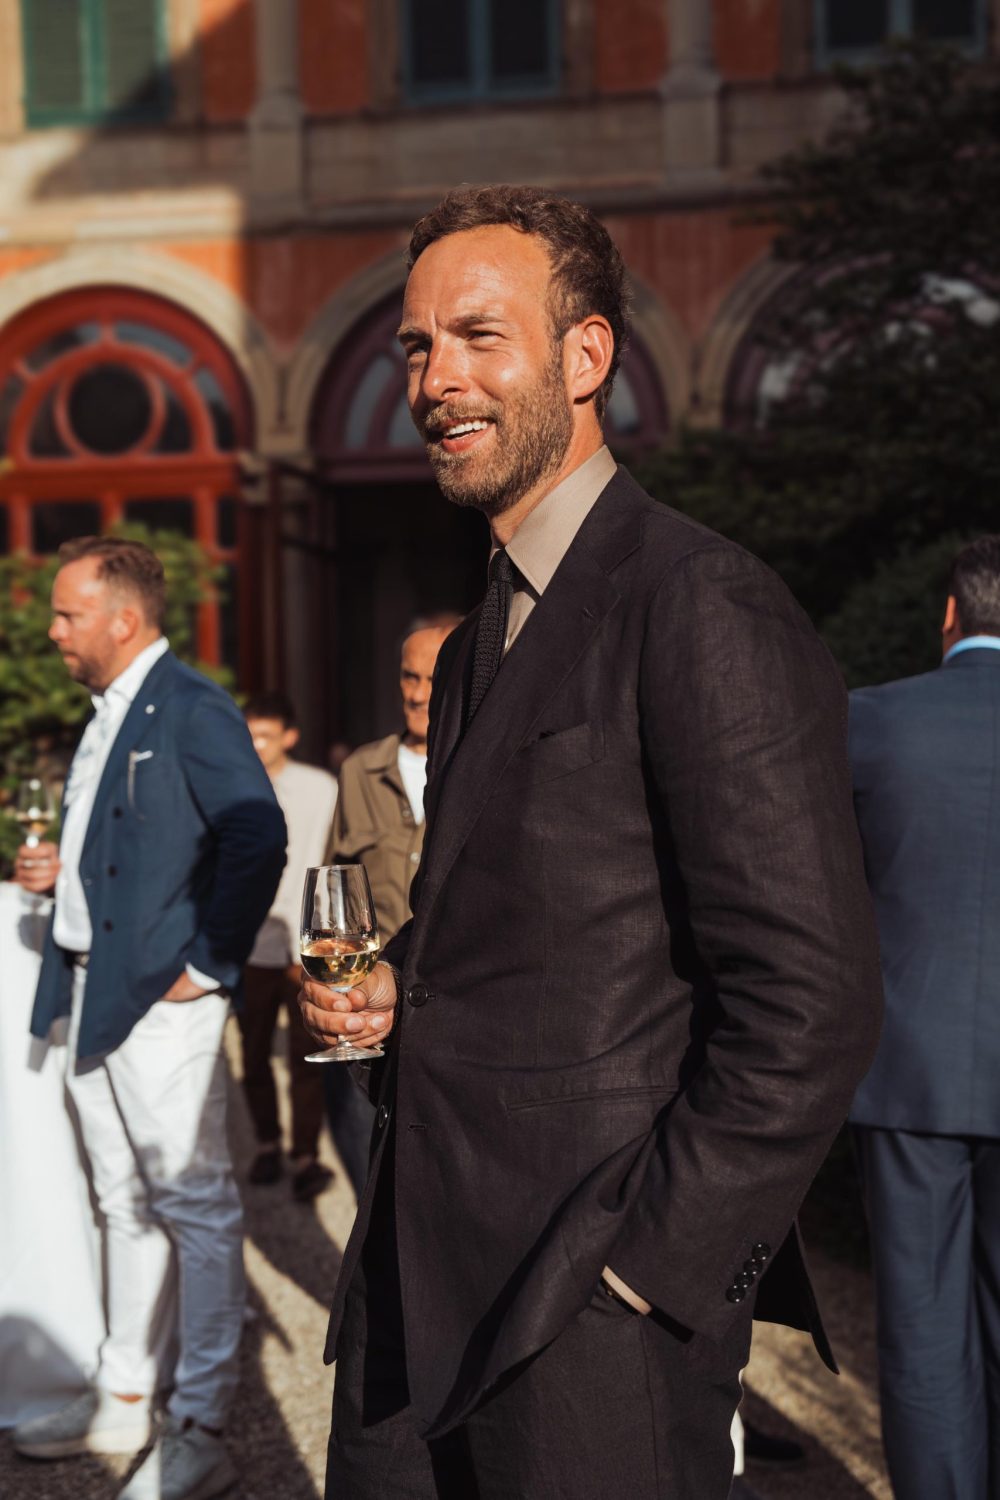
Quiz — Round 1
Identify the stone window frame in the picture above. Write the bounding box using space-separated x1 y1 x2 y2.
0 0 200 135
367 0 595 113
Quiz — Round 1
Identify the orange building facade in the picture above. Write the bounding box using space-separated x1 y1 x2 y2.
0 0 994 753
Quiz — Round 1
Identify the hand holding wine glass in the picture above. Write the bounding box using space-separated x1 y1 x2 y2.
299 865 389 1063
12 776 55 848
7 776 60 894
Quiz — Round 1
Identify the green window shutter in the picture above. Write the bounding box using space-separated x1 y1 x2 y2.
102 0 166 115
23 0 89 120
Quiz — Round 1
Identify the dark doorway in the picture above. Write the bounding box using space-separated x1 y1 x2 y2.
330 479 488 750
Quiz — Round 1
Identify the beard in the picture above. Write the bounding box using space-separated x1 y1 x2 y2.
420 345 574 517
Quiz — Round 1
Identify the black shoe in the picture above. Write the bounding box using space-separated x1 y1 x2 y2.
248 1147 283 1185
744 1422 805 1466
292 1160 334 1202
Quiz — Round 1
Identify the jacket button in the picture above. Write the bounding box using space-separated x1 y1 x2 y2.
735 1271 753 1290
752 1242 771 1261
112 807 123 818
376 1104 390 1129
743 1260 759 1277
107 865 117 877
407 983 430 1007
103 919 113 932
726 1285 746 1304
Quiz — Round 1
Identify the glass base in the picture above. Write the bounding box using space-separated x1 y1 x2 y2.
305 1042 386 1064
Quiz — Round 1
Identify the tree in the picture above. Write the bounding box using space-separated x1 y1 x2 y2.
0 527 228 872
634 43 1000 687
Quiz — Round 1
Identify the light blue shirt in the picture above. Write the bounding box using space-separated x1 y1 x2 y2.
943 634 1000 664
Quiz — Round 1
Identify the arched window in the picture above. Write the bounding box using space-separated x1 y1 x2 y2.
724 266 1000 430
310 291 669 480
0 287 251 667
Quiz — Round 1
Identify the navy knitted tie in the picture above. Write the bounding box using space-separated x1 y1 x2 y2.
466 548 514 727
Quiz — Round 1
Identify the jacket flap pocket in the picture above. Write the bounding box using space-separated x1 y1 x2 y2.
504 722 604 787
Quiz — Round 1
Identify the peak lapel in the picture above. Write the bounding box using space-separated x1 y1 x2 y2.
423 615 478 834
413 527 631 944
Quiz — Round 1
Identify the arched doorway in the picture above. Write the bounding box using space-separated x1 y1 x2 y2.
308 291 670 750
0 287 252 669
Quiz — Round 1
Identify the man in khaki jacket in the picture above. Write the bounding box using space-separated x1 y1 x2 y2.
327 619 459 942
323 618 458 1192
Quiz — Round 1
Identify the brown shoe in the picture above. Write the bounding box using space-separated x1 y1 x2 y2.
292 1160 333 1202
248 1147 283 1186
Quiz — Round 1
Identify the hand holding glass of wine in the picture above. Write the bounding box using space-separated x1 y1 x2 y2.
300 864 383 1063
12 776 56 848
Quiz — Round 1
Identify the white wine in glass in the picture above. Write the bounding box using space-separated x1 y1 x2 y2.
12 777 56 848
300 864 384 1063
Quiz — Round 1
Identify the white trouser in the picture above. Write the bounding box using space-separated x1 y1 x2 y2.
64 966 244 1429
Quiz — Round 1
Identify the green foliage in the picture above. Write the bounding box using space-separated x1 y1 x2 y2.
0 526 228 873
635 42 1000 688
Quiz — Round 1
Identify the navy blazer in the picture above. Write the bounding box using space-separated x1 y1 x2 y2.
31 650 287 1060
849 647 1000 1136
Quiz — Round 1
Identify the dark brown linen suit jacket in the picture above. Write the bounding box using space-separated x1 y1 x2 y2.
325 467 883 1439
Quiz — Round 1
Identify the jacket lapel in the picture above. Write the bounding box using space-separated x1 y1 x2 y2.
82 651 178 859
413 473 643 941
423 616 478 833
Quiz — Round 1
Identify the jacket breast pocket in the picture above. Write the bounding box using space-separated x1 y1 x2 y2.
127 750 168 821
503 722 605 789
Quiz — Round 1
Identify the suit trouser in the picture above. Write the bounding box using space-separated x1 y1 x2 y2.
855 1126 1000 1500
322 1065 375 1199
325 1141 747 1500
238 963 326 1160
64 966 245 1429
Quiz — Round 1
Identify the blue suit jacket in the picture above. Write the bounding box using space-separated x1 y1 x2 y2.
31 651 287 1060
849 647 1000 1135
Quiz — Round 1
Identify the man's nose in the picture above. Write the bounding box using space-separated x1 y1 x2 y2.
420 339 468 405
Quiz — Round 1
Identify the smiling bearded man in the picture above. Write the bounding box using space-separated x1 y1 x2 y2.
419 319 574 516
300 185 883 1500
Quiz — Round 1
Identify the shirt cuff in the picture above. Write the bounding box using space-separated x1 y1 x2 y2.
602 1265 652 1315
185 961 222 993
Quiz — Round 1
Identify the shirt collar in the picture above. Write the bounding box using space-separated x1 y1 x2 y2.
500 446 617 598
943 634 1000 665
93 636 169 713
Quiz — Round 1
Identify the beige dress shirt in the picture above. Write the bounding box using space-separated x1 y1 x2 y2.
499 445 618 654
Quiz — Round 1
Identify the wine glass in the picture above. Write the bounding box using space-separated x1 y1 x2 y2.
12 776 56 848
300 865 383 1063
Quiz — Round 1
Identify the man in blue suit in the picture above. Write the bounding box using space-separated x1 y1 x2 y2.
12 537 286 1500
849 534 1000 1500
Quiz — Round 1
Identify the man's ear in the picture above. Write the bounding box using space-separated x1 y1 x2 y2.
943 595 959 635
282 726 301 754
111 607 139 644
565 316 614 406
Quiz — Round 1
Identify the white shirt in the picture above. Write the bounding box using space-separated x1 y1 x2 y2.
396 742 428 826
54 637 169 954
249 760 339 967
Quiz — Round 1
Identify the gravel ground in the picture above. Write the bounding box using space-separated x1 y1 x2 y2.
2 1020 890 1499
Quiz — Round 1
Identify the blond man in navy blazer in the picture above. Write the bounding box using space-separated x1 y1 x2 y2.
13 537 285 1500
